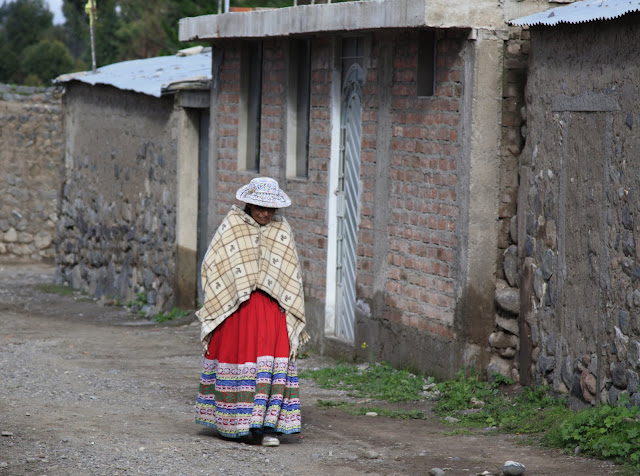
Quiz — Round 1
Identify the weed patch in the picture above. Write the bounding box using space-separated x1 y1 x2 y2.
542 394 640 471
33 283 77 296
304 362 640 471
153 307 191 323
300 362 432 402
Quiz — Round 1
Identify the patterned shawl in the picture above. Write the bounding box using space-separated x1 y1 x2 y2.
196 206 309 351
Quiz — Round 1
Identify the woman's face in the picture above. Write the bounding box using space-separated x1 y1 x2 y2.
249 205 277 225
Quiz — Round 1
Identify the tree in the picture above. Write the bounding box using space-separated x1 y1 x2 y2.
22 39 74 84
0 0 55 83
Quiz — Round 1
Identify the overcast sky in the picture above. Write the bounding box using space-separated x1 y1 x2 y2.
47 0 64 25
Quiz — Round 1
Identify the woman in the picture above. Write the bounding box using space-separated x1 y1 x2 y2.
195 177 309 447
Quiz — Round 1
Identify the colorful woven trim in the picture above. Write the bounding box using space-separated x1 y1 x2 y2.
195 356 301 437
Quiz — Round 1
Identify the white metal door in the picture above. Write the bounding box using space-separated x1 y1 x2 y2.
335 65 363 342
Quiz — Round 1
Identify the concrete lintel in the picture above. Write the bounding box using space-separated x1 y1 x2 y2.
179 0 507 42
178 90 211 109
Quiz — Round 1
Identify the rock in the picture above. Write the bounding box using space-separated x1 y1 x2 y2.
500 347 517 358
34 232 53 249
470 397 485 408
495 288 520 314
628 340 640 370
623 231 636 257
487 355 512 381
489 331 518 349
365 412 378 417
615 327 629 362
537 354 555 376
3 228 17 243
612 362 628 389
428 469 446 476
510 215 518 244
503 245 519 288
609 385 622 405
496 315 519 335
533 267 545 301
363 450 379 459
627 370 639 393
580 369 597 404
444 416 460 424
619 311 631 335
503 460 525 476
541 249 554 280
544 219 557 249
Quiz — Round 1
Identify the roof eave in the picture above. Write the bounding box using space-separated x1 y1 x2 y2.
179 0 507 42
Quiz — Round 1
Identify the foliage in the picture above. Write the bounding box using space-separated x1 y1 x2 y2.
22 39 74 83
1 0 368 84
0 0 57 83
300 362 428 402
542 393 640 471
434 369 569 433
126 291 149 317
33 283 76 296
153 307 192 323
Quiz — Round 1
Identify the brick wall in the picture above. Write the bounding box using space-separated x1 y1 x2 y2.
359 31 464 339
208 31 467 374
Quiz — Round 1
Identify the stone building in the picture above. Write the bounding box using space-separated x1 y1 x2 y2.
513 0 640 406
56 49 212 312
0 84 62 262
177 0 555 379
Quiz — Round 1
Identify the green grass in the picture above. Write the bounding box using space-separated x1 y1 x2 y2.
300 362 431 402
152 307 191 323
34 283 77 296
303 361 640 472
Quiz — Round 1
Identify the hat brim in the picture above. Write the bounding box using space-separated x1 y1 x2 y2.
236 187 291 208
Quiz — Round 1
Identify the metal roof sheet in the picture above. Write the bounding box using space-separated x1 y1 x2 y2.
511 0 640 26
56 48 212 98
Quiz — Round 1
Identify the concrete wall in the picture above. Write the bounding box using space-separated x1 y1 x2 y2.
57 83 180 311
0 84 62 262
520 15 640 406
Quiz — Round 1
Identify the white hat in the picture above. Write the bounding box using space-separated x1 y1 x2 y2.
236 177 291 208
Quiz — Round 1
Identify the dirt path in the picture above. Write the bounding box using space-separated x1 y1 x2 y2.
0 263 620 475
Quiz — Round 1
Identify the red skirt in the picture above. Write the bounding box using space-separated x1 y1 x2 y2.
195 291 301 437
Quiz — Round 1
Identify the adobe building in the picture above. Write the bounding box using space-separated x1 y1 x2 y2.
56 49 212 312
513 0 640 406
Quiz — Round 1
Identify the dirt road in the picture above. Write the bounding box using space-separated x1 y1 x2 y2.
0 263 619 475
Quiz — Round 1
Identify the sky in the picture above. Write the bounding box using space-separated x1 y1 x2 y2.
47 0 64 25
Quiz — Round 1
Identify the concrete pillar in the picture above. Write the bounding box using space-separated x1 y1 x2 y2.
175 108 199 308
457 29 505 364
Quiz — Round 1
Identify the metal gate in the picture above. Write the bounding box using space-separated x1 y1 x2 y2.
335 64 363 341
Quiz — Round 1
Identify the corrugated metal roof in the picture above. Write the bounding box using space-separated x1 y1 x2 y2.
511 0 640 26
56 47 212 98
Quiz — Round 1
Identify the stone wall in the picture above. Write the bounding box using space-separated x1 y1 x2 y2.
0 84 62 262
487 27 530 383
57 83 179 311
520 15 640 406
